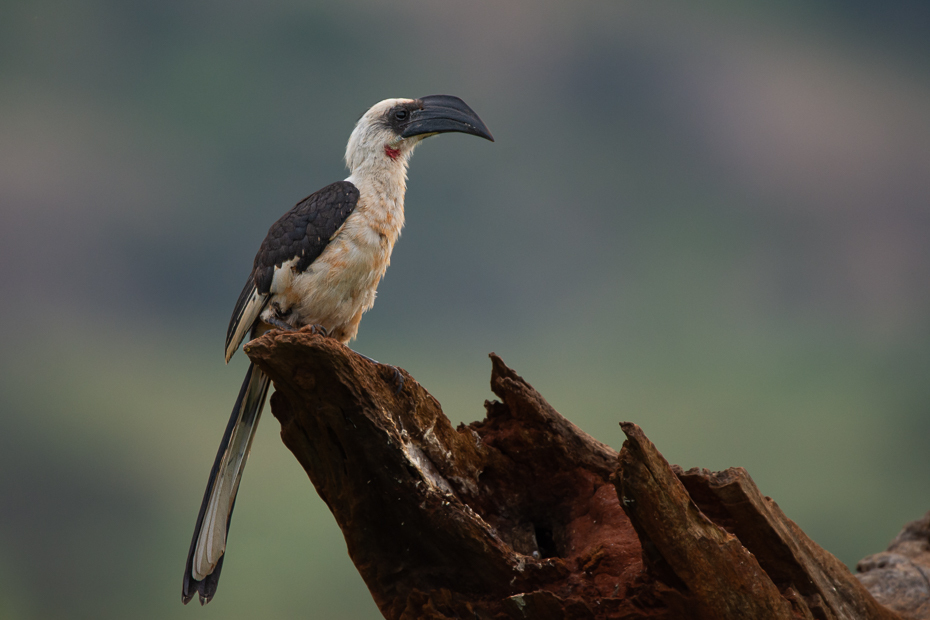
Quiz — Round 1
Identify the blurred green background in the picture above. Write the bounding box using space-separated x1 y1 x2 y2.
2 1 929 618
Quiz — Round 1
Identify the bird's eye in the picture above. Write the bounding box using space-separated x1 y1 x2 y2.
394 109 408 121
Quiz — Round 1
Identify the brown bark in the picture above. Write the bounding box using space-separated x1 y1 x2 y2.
857 512 930 619
616 424 902 620
244 328 914 619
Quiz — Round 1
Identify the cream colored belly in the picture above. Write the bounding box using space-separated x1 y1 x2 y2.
261 222 393 344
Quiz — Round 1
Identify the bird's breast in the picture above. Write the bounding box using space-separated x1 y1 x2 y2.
268 196 405 343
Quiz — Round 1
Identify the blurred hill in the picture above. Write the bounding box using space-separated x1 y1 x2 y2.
1 1 928 618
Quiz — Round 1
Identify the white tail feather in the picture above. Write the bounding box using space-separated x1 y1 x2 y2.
191 366 267 580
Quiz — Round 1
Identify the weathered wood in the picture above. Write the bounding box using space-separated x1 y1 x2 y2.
245 329 659 619
857 512 930 619
615 423 796 619
243 328 910 619
674 465 902 620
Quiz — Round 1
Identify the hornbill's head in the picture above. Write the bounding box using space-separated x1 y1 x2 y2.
346 95 494 172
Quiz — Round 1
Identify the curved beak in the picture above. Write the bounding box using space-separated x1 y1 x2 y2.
400 95 494 142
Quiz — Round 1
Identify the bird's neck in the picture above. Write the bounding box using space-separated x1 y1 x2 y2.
347 157 409 223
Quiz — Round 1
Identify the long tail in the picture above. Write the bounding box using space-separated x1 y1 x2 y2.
182 362 270 605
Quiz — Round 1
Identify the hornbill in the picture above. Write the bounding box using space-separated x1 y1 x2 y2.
181 95 493 605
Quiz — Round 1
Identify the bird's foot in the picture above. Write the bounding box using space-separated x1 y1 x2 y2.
352 351 405 394
305 323 328 337
386 366 405 394
265 316 296 332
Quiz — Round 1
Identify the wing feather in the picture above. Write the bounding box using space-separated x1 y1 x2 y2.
224 282 268 363
224 180 359 361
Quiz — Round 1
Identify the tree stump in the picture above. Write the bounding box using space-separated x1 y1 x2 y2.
857 513 930 620
243 328 917 619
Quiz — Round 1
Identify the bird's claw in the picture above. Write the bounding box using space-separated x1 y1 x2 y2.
265 316 296 332
308 324 328 337
294 323 329 336
389 366 405 394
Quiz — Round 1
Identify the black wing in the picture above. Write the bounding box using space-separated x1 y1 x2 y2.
224 181 360 360
250 180 360 295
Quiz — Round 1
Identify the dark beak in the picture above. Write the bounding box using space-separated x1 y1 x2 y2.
400 95 495 142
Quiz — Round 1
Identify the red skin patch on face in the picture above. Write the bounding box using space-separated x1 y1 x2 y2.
384 145 401 160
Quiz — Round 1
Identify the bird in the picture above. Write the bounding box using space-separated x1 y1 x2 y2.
181 95 494 605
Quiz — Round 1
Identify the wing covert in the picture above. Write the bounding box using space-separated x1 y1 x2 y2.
224 181 359 361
